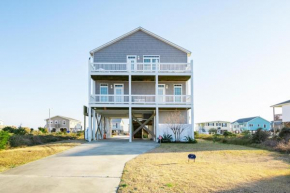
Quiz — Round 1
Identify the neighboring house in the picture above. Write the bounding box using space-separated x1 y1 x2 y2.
196 121 231 134
87 27 194 142
231 116 271 133
45 116 82 133
111 119 124 134
271 100 290 128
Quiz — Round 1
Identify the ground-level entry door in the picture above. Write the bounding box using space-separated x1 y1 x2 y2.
127 55 137 71
114 84 124 102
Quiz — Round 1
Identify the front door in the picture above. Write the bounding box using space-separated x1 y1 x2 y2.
114 84 124 103
127 55 137 71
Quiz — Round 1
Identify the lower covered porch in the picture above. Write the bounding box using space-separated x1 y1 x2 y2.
86 107 193 142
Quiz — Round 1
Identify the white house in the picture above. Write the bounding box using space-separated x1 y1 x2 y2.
87 27 194 142
196 121 231 134
111 119 124 135
271 100 290 128
45 116 82 133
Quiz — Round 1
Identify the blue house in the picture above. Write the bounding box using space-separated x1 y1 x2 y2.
231 116 271 132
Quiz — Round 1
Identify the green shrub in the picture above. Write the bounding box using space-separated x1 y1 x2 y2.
9 135 33 147
223 131 236 138
184 136 198 143
278 128 290 140
38 127 48 134
0 131 10 149
2 126 17 133
209 128 217 134
194 131 199 138
161 133 173 143
252 128 270 143
3 126 28 135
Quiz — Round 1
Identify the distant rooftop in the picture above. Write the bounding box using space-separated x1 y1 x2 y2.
271 100 290 107
232 117 258 124
45 115 81 122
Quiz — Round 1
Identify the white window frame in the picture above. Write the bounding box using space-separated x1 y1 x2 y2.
127 55 137 71
174 84 182 103
143 55 160 71
62 120 66 125
55 120 58 124
50 120 53 124
100 83 109 102
114 84 124 103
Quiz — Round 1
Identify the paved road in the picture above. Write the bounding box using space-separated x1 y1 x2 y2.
0 139 158 193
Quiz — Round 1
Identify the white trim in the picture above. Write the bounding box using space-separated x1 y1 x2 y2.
127 55 137 71
90 27 191 56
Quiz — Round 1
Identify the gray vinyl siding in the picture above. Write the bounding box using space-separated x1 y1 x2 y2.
95 81 187 95
93 31 187 63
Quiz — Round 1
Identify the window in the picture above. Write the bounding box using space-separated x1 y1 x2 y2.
222 123 227 127
55 120 58 124
143 56 160 71
249 124 253 127
100 83 108 102
208 123 214 126
258 124 260 127
62 120 66 125
263 124 266 128
50 120 53 124
174 84 182 102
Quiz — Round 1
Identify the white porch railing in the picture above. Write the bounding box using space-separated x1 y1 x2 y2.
90 95 130 104
90 63 191 73
90 94 191 105
131 95 155 104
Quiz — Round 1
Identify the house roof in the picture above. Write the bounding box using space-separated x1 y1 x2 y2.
232 117 258 124
45 115 81 122
90 27 191 56
271 100 290 107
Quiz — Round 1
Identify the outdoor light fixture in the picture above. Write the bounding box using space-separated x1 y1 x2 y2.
137 56 140 60
110 85 113 89
166 85 168 89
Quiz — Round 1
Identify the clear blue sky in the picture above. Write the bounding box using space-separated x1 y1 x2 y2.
1 0 290 128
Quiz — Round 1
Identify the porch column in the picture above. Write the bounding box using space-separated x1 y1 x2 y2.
88 107 92 142
190 60 194 139
156 107 159 142
129 107 132 142
153 111 156 142
96 113 99 140
273 107 276 135
129 75 131 104
92 110 96 141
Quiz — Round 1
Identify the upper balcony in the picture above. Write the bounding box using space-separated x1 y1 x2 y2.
89 62 192 75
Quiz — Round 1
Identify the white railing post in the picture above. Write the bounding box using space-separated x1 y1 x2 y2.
190 60 194 139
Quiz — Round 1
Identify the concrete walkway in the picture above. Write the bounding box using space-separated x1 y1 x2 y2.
0 139 158 193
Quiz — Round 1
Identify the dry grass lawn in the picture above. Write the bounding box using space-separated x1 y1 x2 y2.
119 140 290 193
0 140 83 172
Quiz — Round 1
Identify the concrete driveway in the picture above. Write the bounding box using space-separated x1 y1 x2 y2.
0 138 158 193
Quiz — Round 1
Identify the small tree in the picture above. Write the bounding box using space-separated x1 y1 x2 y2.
252 128 270 143
165 110 187 142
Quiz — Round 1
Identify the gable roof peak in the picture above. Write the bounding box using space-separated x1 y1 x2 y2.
90 27 191 56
